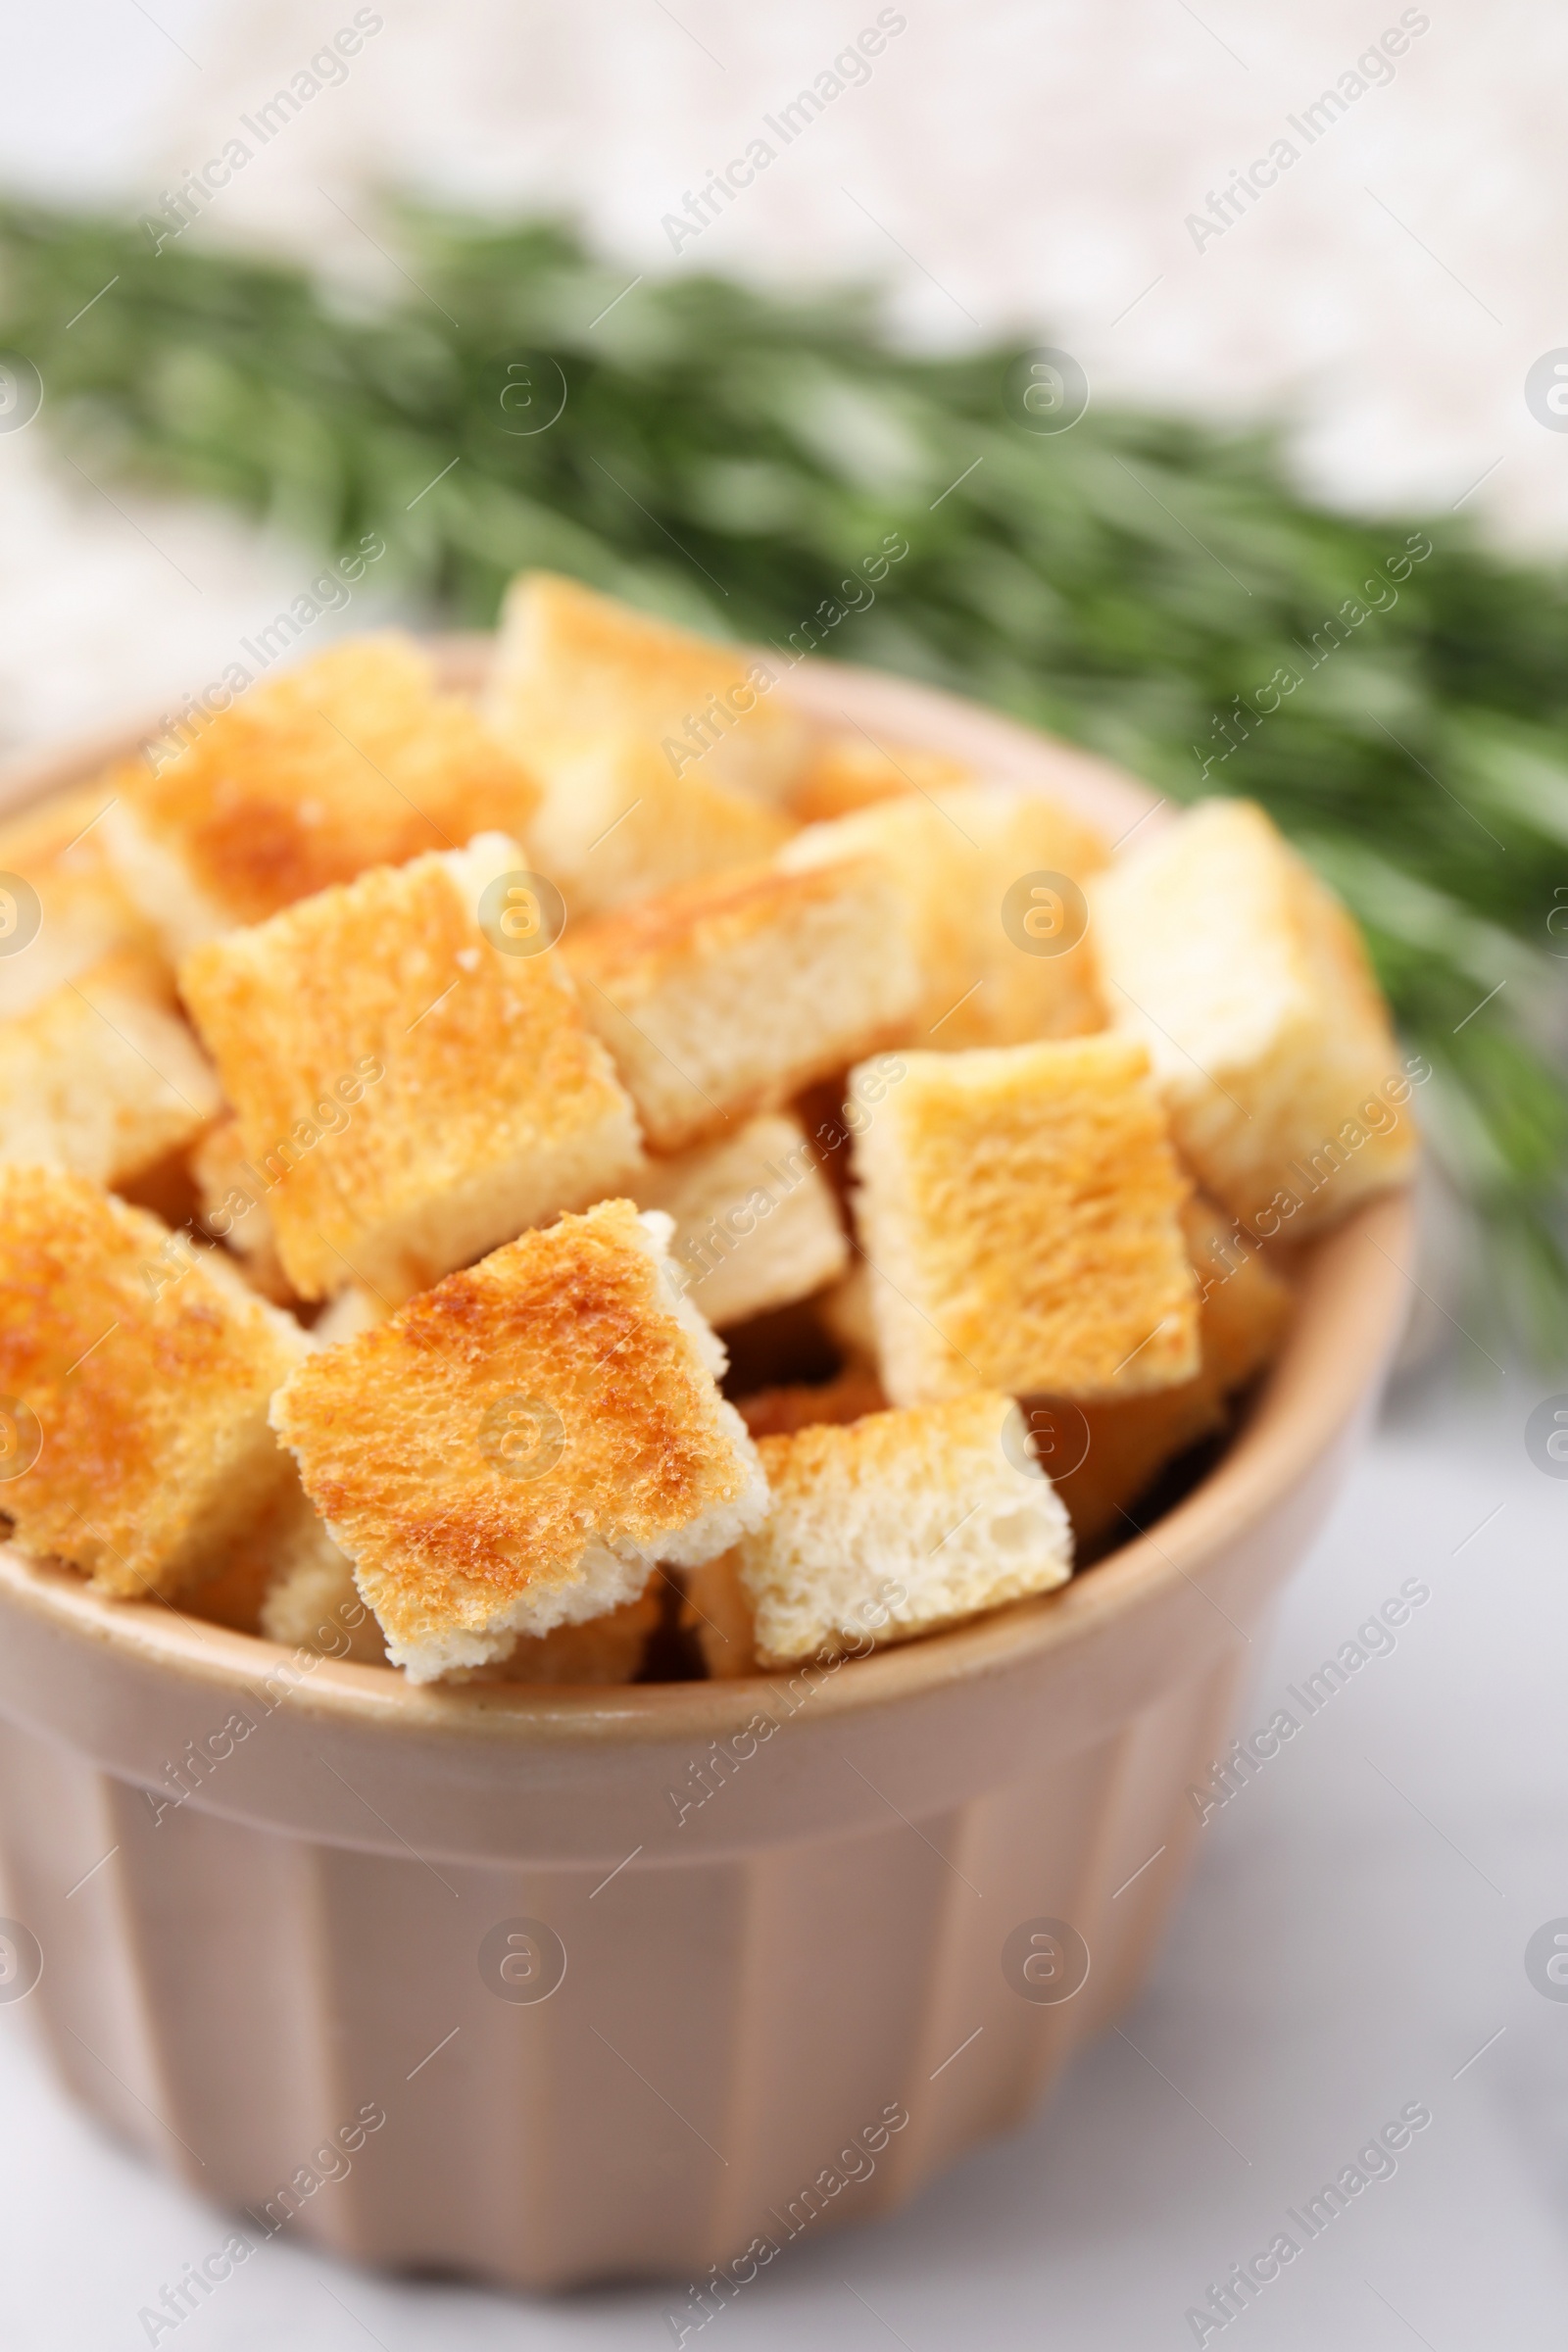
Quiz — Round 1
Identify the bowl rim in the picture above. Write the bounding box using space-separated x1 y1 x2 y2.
0 644 1417 1750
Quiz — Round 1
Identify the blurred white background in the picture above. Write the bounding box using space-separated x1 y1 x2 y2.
0 6 1564 2346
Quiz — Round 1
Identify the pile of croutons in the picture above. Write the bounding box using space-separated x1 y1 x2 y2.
0 575 1417 1685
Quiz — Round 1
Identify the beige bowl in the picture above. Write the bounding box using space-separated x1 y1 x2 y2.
0 649 1413 2292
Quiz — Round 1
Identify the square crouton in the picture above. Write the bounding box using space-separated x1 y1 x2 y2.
103 635 541 959
1092 799 1418 1234
727 1391 1073 1667
484 570 808 806
0 950 221 1187
270 1200 767 1681
853 1037 1200 1405
631 1112 849 1329
0 1165 308 1597
0 782 166 1022
1041 1196 1295 1548
180 834 642 1303
521 733 795 916
781 781 1108 1048
564 858 921 1152
784 733 972 825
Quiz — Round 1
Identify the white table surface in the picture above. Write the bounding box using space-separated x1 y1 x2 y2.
4 1351 1565 2351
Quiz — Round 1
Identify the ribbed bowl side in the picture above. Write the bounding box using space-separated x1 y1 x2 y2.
0 1629 1254 2290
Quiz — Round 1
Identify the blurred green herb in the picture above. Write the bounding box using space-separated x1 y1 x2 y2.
2 199 1565 1356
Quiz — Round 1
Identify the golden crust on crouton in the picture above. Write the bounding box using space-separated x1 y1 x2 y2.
523 733 794 916
270 1200 765 1680
0 949 221 1186
1092 800 1418 1234
782 782 1108 1048
104 636 540 953
565 856 921 1152
180 837 642 1302
0 1165 308 1597
484 570 808 805
853 1037 1200 1405
734 1391 1073 1666
1043 1195 1295 1547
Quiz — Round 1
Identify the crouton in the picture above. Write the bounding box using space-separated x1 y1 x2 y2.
680 1552 760 1680
0 1165 308 1597
852 1037 1200 1406
564 858 921 1152
102 635 541 958
180 834 642 1303
270 1200 767 1681
257 1503 388 1662
782 781 1108 1047
191 1115 295 1302
0 782 165 1021
632 1112 849 1329
1092 799 1418 1234
1041 1196 1295 1547
0 950 221 1186
484 570 808 806
786 733 971 824
521 733 794 916
736 1364 887 1440
730 1391 1073 1667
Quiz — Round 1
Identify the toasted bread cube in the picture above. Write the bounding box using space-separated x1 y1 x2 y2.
785 733 973 825
736 1364 887 1440
730 1392 1073 1667
270 1200 767 1682
681 1552 760 1680
1092 800 1418 1233
632 1113 849 1329
180 835 643 1303
782 782 1108 1048
0 951 221 1186
1044 1197 1295 1547
565 858 921 1153
0 782 167 1021
484 570 808 806
0 1166 308 1597
190 1115 294 1302
103 636 541 958
853 1038 1200 1405
525 733 794 916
